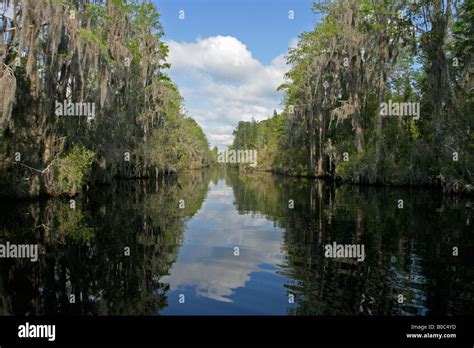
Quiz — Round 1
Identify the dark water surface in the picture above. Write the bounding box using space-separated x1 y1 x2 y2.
0 168 472 315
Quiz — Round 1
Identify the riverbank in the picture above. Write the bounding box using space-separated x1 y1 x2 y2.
237 163 474 198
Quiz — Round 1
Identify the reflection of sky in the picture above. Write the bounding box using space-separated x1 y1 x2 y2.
160 179 294 315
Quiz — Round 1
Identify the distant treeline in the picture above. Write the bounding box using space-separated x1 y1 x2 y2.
0 0 214 198
231 0 473 194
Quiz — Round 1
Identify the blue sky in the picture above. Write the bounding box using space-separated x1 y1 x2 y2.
153 0 319 148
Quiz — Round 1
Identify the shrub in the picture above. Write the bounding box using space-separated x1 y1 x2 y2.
57 144 95 196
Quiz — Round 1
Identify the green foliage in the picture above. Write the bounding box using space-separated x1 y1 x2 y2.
229 0 473 194
57 145 96 196
0 0 212 197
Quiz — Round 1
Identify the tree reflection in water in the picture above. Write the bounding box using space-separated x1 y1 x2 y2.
0 168 472 315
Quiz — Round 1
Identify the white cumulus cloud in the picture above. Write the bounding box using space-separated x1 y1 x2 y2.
166 36 290 148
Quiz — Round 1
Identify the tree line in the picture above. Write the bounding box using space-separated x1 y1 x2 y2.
0 0 213 198
231 0 473 194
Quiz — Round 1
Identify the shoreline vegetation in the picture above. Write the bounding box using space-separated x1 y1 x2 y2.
229 1 473 196
0 0 214 198
0 0 472 199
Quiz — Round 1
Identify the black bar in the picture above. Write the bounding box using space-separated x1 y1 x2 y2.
0 316 472 345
